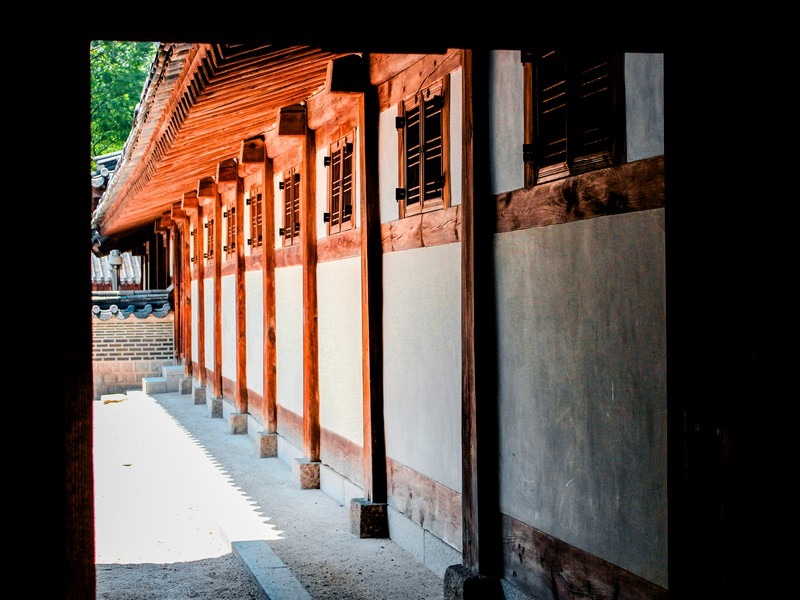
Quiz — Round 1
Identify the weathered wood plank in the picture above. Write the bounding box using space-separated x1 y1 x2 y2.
317 228 361 262
501 513 668 600
380 204 461 253
212 195 223 398
320 427 363 488
386 457 462 551
376 51 462 109
495 156 665 233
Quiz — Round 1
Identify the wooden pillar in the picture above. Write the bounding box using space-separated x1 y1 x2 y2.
174 201 192 378
302 125 320 462
234 175 248 414
458 48 501 578
261 154 278 432
195 205 206 386
212 192 223 398
359 76 387 505
183 191 201 381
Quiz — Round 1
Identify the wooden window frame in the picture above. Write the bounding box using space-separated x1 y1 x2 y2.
280 166 301 247
248 185 263 250
325 131 356 236
397 77 450 219
205 216 214 264
224 201 236 258
523 49 625 186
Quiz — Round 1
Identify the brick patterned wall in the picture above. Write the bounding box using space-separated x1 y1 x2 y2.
92 314 176 399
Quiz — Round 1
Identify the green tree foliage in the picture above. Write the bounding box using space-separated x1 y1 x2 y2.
90 40 157 169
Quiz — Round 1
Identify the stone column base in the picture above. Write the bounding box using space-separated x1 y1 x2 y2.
349 498 388 538
179 377 192 395
444 565 503 600
292 458 320 489
194 386 207 406
256 432 278 458
207 396 223 419
228 413 247 434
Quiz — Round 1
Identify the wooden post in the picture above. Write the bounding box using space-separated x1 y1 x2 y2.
302 126 320 462
359 79 387 505
213 193 223 398
235 175 248 414
195 204 206 387
459 48 500 577
262 156 278 432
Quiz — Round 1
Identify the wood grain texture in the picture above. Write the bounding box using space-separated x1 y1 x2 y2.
386 457 462 552
320 427 363 487
495 156 665 233
380 205 461 253
262 158 278 432
501 513 667 600
301 128 320 462
212 194 223 398
317 228 361 262
234 176 248 414
277 404 304 451
275 244 302 268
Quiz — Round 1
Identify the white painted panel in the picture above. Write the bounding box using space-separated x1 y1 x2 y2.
495 209 667 586
379 106 400 224
221 274 236 379
449 68 463 206
625 53 665 162
245 269 263 395
275 265 303 415
204 277 214 372
317 257 363 445
489 50 525 195
383 243 462 492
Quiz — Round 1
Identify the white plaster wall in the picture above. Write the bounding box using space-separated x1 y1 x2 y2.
245 269 263 395
383 243 462 492
275 265 303 415
489 50 525 196
317 257 363 444
379 107 400 225
495 209 667 587
448 68 463 206
625 53 665 162
221 274 236 380
204 277 214 373
191 279 199 361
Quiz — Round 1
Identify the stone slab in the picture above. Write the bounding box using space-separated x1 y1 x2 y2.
292 458 320 490
349 498 389 538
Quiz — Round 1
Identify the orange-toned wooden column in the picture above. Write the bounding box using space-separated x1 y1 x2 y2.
261 150 278 435
212 187 223 400
301 125 320 465
196 176 217 392
234 173 248 415
174 199 193 379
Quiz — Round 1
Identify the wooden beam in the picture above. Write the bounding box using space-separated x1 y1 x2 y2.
216 158 238 193
359 76 387 504
182 190 199 212
198 176 217 201
239 134 266 178
301 125 320 462
180 218 192 378
234 175 248 414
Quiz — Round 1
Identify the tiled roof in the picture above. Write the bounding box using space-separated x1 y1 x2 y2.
90 251 142 285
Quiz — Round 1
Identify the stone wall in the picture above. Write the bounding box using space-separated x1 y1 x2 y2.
92 314 176 399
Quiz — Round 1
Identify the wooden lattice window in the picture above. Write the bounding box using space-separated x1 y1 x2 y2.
224 202 236 257
325 132 355 235
396 80 448 217
248 185 263 249
205 217 214 264
523 49 624 184
280 166 301 247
